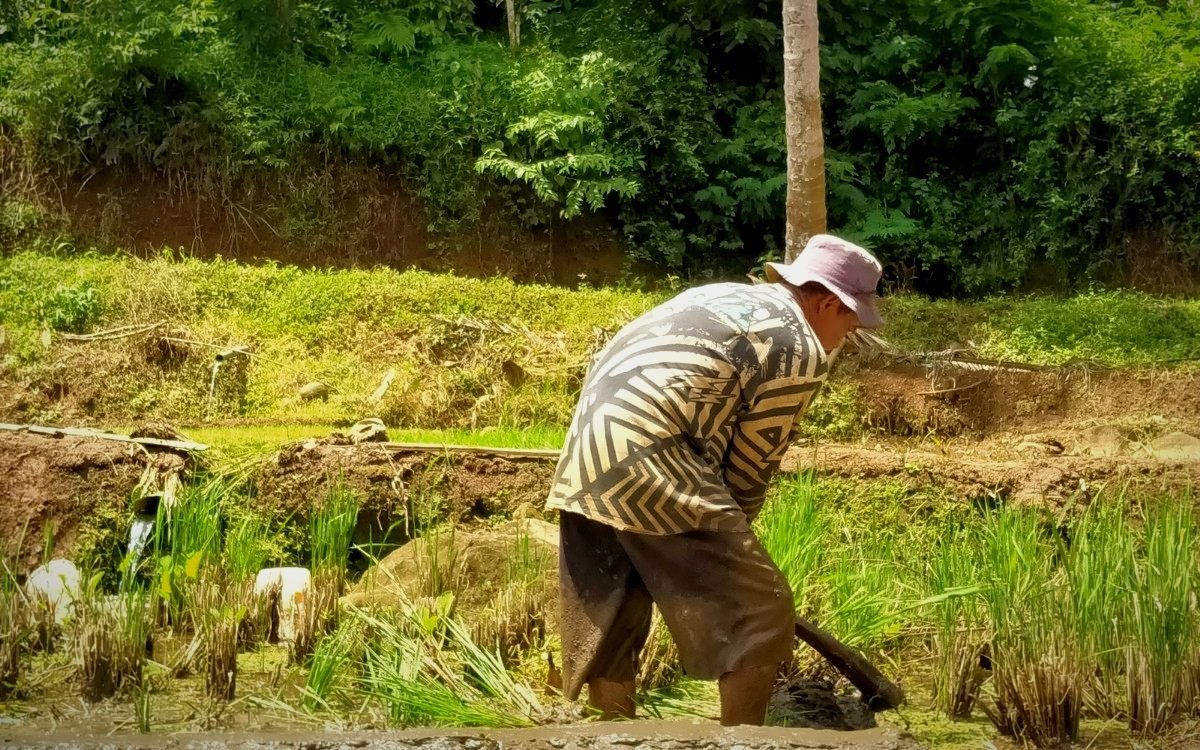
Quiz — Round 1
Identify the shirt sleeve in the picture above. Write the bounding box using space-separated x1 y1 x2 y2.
721 334 822 523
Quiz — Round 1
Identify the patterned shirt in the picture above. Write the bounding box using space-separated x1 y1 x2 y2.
546 282 831 535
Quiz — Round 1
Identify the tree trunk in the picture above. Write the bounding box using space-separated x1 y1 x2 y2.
782 0 826 262
506 0 520 48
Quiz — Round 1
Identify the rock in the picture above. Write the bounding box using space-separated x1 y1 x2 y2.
343 519 559 613
254 567 312 643
370 369 397 403
1149 432 1200 461
349 418 389 444
1079 425 1126 457
1016 435 1065 456
299 381 330 401
25 559 81 625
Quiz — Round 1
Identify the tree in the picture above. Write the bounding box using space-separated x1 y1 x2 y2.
782 0 826 261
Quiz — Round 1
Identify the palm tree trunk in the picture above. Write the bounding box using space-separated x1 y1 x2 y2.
782 0 827 261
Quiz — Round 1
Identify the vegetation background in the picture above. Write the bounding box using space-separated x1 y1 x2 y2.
0 0 1197 293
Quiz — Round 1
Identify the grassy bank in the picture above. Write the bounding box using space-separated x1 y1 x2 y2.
2 248 1199 429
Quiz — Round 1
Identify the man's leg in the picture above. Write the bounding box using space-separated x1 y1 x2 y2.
558 512 653 720
616 528 795 727
719 664 777 726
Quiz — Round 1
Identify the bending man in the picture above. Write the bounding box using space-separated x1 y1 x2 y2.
547 234 885 726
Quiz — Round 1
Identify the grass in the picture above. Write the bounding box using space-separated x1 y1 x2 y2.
4 249 1200 432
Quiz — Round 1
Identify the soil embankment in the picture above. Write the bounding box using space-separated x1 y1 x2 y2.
0 427 198 571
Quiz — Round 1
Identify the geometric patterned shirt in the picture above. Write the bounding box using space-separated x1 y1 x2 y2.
545 282 830 535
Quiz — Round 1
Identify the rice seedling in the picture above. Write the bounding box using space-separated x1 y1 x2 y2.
223 513 272 647
290 483 359 663
927 521 989 719
0 559 30 699
70 574 150 702
303 618 366 711
195 569 242 702
354 605 538 727
133 681 153 733
978 508 1082 748
414 526 461 600
758 473 826 617
469 527 552 661
1125 499 1197 733
155 478 223 630
1063 496 1135 719
636 611 680 692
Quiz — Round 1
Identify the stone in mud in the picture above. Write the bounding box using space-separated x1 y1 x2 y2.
1149 432 1200 461
342 518 558 615
1078 425 1126 457
348 418 389 444
299 381 331 401
255 567 312 643
25 559 81 625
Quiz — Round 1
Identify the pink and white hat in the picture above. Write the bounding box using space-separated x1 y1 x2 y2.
764 234 885 328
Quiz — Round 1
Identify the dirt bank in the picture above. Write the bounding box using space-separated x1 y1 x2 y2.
784 443 1200 506
849 363 1200 438
254 440 558 536
254 433 1200 526
0 428 198 572
0 720 918 750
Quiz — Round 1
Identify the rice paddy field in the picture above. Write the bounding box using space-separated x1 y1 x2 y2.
3 460 1199 749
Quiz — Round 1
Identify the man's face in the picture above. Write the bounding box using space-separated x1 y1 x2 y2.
803 292 860 353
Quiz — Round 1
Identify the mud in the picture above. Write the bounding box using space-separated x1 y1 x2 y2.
254 440 557 538
849 363 1200 438
783 443 1200 506
0 429 193 572
0 721 918 750
255 430 1200 528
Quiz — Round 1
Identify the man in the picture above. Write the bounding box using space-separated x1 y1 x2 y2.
546 234 885 726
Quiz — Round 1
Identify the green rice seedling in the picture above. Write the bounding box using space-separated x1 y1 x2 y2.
310 482 359 587
1126 498 1197 733
223 513 271 647
293 482 360 662
757 473 826 617
133 681 152 733
303 617 366 711
470 528 552 661
979 508 1082 747
195 569 241 702
155 479 223 630
354 606 536 727
1063 496 1135 719
0 560 30 699
414 526 461 599
821 538 908 655
71 574 150 702
927 521 989 719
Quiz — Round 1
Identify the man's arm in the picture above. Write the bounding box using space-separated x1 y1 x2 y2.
722 374 822 522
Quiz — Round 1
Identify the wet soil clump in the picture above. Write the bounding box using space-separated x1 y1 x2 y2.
0 429 193 572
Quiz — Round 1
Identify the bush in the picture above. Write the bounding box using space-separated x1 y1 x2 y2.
0 0 1194 289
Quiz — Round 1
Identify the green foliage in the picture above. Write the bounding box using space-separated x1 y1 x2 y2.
42 282 102 333
1 0 1196 286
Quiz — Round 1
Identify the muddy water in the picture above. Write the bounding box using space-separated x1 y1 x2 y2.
0 720 918 749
